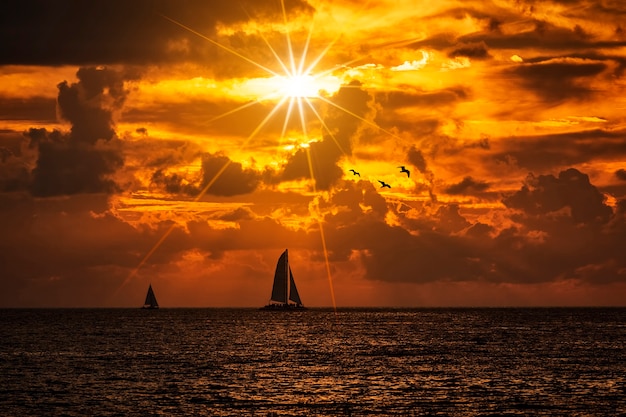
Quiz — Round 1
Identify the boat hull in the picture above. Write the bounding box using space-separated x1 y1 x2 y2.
260 303 307 311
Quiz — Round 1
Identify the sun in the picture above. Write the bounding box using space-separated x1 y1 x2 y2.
246 72 338 101
280 74 320 98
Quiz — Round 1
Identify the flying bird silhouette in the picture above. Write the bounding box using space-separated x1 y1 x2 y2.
398 166 410 177
349 169 360 177
378 180 391 188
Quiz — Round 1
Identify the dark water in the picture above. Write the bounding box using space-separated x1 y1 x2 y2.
1 308 625 416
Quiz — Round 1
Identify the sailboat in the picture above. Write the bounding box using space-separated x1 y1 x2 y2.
141 284 159 309
261 249 306 310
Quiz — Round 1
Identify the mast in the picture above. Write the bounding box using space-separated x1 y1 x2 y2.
284 249 289 304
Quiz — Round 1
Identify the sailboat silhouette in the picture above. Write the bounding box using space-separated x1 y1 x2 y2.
141 284 159 309
261 249 306 310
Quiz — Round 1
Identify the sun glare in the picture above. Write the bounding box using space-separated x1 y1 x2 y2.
241 73 340 101
281 74 319 98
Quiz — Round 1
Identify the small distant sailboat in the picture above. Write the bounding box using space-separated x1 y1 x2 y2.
261 249 306 310
141 284 159 309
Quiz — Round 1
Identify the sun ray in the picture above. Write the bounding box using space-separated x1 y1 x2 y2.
297 98 308 137
317 95 405 142
302 39 340 78
308 56 365 81
280 97 296 139
205 98 265 125
261 37 292 77
113 224 177 297
304 147 338 315
245 95 291 144
157 12 279 77
240 6 292 77
280 0 297 76
304 98 349 156
301 0 374 79
298 21 315 76
318 218 337 314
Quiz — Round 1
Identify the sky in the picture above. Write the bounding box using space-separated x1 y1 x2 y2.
1 0 626 307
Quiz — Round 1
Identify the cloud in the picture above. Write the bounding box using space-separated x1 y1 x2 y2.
391 51 430 71
0 0 315 66
376 86 469 110
200 153 261 196
407 146 436 201
458 17 626 51
0 97 57 123
503 168 612 224
0 133 34 193
444 176 490 196
449 41 491 60
490 128 626 173
509 59 607 102
26 67 133 196
312 165 626 286
58 67 134 144
30 134 123 196
151 169 199 195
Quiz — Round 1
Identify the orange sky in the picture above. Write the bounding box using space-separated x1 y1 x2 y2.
1 0 626 307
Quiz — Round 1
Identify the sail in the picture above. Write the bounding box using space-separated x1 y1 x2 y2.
143 284 159 308
269 250 288 303
288 267 302 305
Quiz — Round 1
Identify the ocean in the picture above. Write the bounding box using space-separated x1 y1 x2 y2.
1 308 624 416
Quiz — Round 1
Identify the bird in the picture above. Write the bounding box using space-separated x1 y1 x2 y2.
378 180 391 188
398 166 410 177
349 169 360 177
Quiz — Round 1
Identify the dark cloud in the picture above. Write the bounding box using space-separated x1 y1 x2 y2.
30 137 123 196
0 132 33 192
459 18 626 51
523 52 626 78
408 10 626 69
503 168 612 224
319 167 626 285
0 0 315 66
407 147 428 174
217 206 255 223
26 67 132 196
444 176 490 195
434 204 470 233
200 153 260 196
0 97 57 123
509 60 607 102
491 128 626 173
407 146 436 201
376 87 469 110
449 41 491 60
616 169 626 181
58 67 134 145
151 169 199 196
